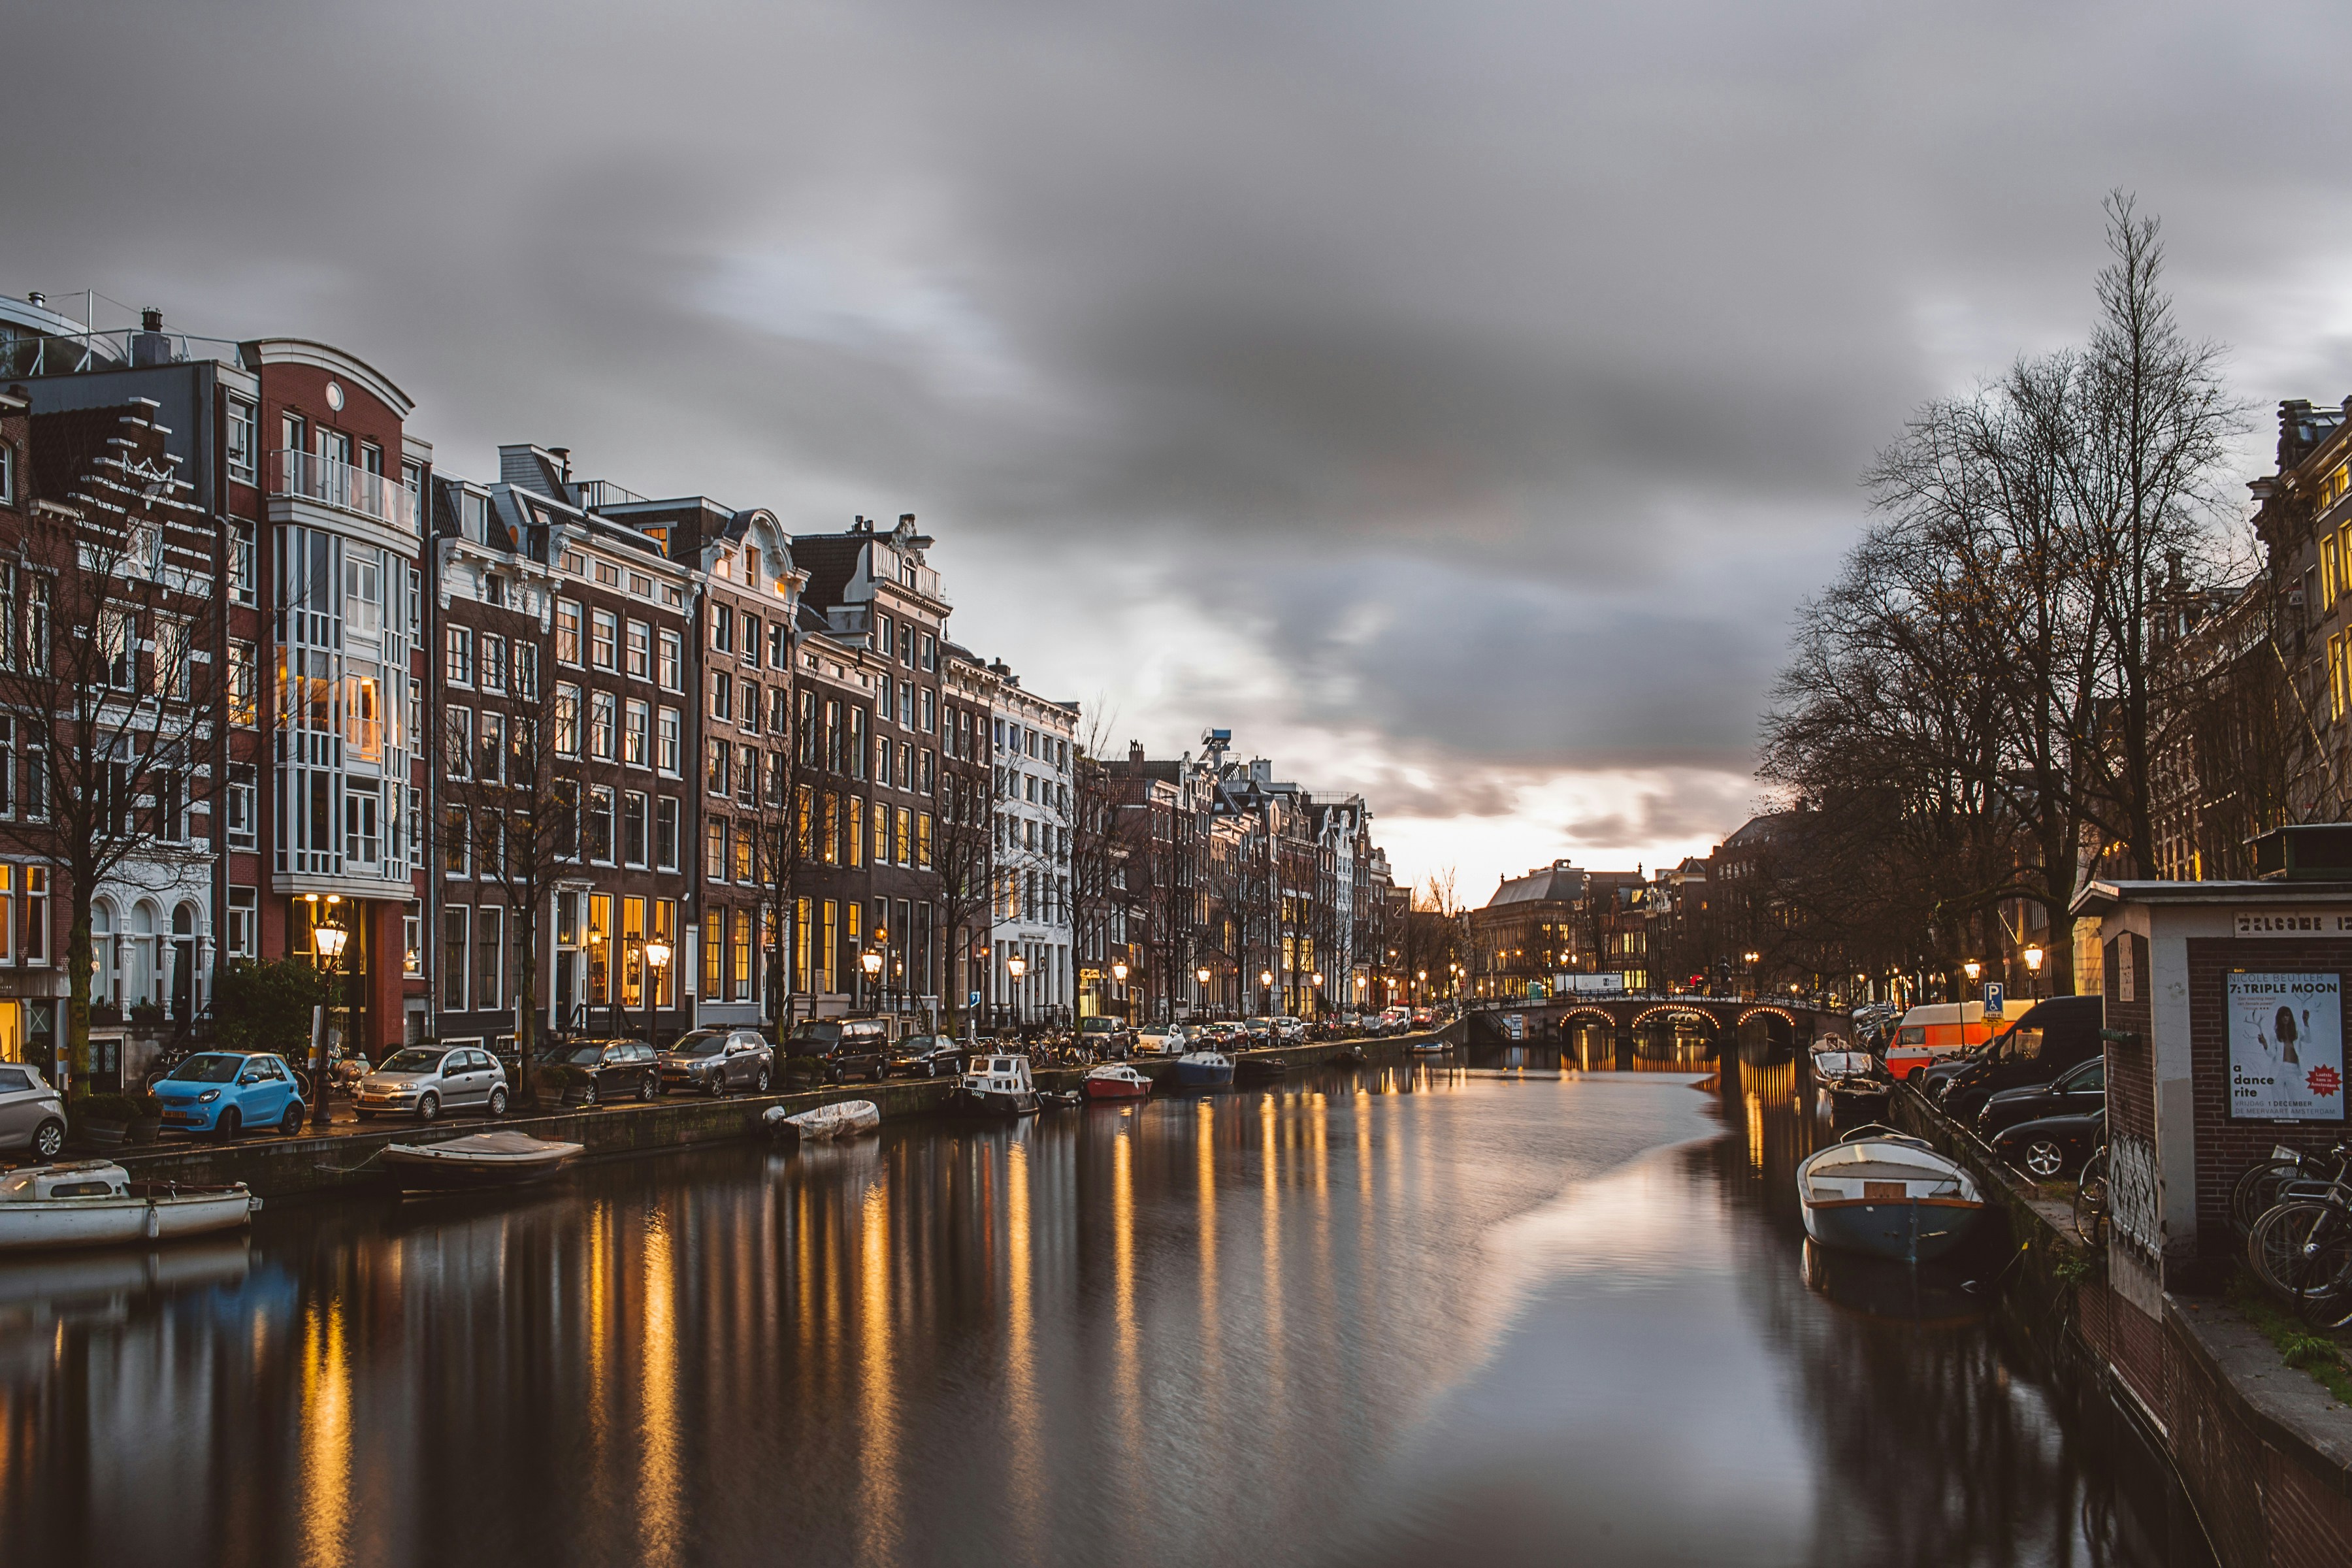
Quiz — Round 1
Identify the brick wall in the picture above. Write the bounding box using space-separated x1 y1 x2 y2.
2105 931 2156 1145
2183 938 2352 1255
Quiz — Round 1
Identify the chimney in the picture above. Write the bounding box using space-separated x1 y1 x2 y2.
1129 741 1145 764
131 306 171 367
548 447 571 483
25 292 42 309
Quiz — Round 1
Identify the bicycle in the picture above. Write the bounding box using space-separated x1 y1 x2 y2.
2231 1141 2352 1239
2073 1145 2110 1248
2247 1196 2352 1328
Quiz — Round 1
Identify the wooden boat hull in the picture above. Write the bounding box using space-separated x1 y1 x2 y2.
380 1135 584 1192
950 1088 1040 1118
1171 1058 1233 1088
1232 1058 1286 1085
0 1189 257 1252
1801 1196 1983 1264
1081 1077 1149 1101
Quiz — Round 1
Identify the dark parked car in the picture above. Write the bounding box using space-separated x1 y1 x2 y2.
885 1034 966 1079
1927 995 2103 1121
659 1028 775 1096
1975 1056 2105 1139
543 1039 661 1105
1077 1016 1134 1058
783 1018 891 1085
1991 1106 2104 1181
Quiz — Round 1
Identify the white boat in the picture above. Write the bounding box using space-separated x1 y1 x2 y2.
0 1162 259 1251
764 1099 883 1141
1810 1048 1888 1096
952 1054 1041 1117
1797 1126 1986 1264
378 1131 584 1191
1408 1038 1452 1054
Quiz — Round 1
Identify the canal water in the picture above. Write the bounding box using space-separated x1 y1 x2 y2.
0 1054 2211 1567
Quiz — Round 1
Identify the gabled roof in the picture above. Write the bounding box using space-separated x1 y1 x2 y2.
1486 862 1588 909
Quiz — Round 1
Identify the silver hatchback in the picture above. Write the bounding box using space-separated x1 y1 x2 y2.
0 1062 67 1161
354 1045 510 1123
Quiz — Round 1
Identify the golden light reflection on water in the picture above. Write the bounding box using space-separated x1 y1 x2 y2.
1196 1100 1221 1392
297 1301 350 1568
1260 1094 1286 1410
856 1183 901 1566
1112 1124 1148 1510
1004 1139 1045 1549
638 1218 681 1567
589 1201 612 1462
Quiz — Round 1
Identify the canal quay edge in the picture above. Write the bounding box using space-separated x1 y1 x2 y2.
87 1030 1464 1201
1891 1081 2352 1568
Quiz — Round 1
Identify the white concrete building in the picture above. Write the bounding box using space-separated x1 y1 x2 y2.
987 670 1075 1024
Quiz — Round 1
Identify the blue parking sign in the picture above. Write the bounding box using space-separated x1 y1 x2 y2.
1983 981 2004 1019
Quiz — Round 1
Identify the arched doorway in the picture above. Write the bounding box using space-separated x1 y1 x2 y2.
171 903 199 1021
91 902 116 1007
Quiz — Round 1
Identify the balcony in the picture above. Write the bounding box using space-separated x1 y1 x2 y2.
270 449 418 534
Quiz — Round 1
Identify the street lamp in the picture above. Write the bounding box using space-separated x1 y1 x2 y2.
1311 971 1324 1021
1963 958 1982 983
861 947 884 1014
1112 959 1130 1028
1007 951 1028 1025
2023 944 2044 998
1196 964 1212 1019
308 896 347 1126
644 939 672 1045
1260 968 1273 1015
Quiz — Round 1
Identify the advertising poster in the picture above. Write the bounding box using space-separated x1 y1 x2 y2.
2226 972 2347 1122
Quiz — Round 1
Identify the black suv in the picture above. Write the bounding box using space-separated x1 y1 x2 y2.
1929 995 2103 1122
783 1018 891 1085
542 1039 661 1105
1976 1055 2105 1139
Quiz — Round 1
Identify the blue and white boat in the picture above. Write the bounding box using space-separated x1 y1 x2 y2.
1171 1049 1234 1088
1797 1125 1985 1264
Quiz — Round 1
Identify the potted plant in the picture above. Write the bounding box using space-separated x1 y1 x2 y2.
90 1002 122 1026
125 1090 163 1145
129 1001 166 1028
75 1092 142 1147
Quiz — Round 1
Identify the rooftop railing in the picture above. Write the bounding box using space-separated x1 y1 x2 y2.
270 448 418 533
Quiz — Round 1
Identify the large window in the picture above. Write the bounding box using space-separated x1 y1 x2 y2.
625 698 650 768
227 398 257 483
658 629 683 691
226 764 257 849
480 636 506 694
515 643 540 702
626 619 651 679
623 791 648 868
441 907 468 1011
445 625 472 686
657 707 681 775
591 608 617 670
227 641 257 727
555 684 581 757
589 691 616 760
586 786 614 864
556 599 582 665
475 906 504 1011
707 818 728 881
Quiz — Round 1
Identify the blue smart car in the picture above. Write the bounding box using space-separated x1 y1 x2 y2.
153 1051 305 1138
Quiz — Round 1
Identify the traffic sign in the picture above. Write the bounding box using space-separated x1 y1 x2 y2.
1983 981 2004 1019
968 990 981 1007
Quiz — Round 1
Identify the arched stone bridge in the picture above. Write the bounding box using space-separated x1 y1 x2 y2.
1462 996 1846 1054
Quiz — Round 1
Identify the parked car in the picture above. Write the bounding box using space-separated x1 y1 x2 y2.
1975 1056 2105 1139
1077 1015 1135 1058
0 1061 67 1161
1273 1017 1308 1043
1241 1017 1275 1045
541 1039 661 1106
1409 1007 1437 1030
1378 1006 1413 1036
1135 1024 1187 1056
659 1029 775 1097
783 1017 892 1085
354 1045 511 1122
1929 996 2104 1120
1991 1106 2105 1180
154 1051 306 1139
885 1034 966 1079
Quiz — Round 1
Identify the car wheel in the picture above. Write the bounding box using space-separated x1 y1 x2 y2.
926 1060 938 1079
706 1073 727 1099
639 1073 657 1102
216 1108 241 1142
487 1086 509 1118
827 1068 842 1087
581 1083 598 1107
280 1100 305 1134
417 1093 440 1124
31 1119 64 1161
354 1110 376 1122
2021 1137 2066 1179
755 1068 771 1094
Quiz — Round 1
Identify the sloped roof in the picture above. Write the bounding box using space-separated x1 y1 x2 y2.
1486 862 1588 909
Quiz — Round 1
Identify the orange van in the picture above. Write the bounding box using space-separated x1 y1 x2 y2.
1882 1002 1999 1081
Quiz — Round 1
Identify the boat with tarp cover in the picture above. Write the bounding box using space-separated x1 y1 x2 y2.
1797 1124 1985 1264
379 1131 584 1192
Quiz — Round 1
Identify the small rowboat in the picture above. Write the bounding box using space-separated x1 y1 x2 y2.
0 1162 259 1251
1797 1125 1985 1264
1407 1039 1451 1054
1082 1064 1151 1102
764 1100 882 1143
379 1131 584 1192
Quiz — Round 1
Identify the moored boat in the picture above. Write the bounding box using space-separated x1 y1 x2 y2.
1325 1045 1369 1068
1408 1037 1451 1054
1232 1054 1287 1085
1810 1048 1889 1100
1081 1063 1151 1102
764 1099 882 1143
1797 1125 1985 1264
1171 1049 1234 1088
0 1162 259 1251
379 1131 585 1192
951 1054 1041 1117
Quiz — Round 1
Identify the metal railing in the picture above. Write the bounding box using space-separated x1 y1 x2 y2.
270 448 418 532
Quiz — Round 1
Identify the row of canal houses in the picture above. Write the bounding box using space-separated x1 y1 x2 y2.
0 293 1096 1085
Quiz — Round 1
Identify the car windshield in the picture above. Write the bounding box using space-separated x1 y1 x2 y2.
168 1056 244 1083
378 1049 446 1073
1081 1019 1112 1032
670 1032 725 1056
787 1024 838 1043
553 1044 610 1066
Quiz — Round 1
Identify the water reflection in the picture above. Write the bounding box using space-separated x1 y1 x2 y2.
0 1056 2205 1567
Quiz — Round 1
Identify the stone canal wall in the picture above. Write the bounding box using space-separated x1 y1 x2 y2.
1893 1085 2352 1568
99 1034 1444 1202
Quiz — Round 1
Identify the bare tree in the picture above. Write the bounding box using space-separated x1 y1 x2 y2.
931 742 993 1037
0 438 216 1079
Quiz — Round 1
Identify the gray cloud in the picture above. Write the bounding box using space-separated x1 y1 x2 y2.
8 0 2351 869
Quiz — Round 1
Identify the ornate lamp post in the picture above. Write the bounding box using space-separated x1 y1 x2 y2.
860 947 884 1015
1311 971 1324 1021
1111 958 1130 1027
1007 951 1028 1025
1196 964 1211 1019
1416 968 1427 1004
644 938 671 1045
1260 968 1273 1015
308 896 348 1126
2023 944 2044 999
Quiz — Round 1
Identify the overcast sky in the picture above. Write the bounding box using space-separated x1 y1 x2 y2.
8 1 2351 900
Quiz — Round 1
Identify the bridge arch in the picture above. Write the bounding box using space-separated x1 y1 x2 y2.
1629 1004 1728 1032
1735 1005 1800 1029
